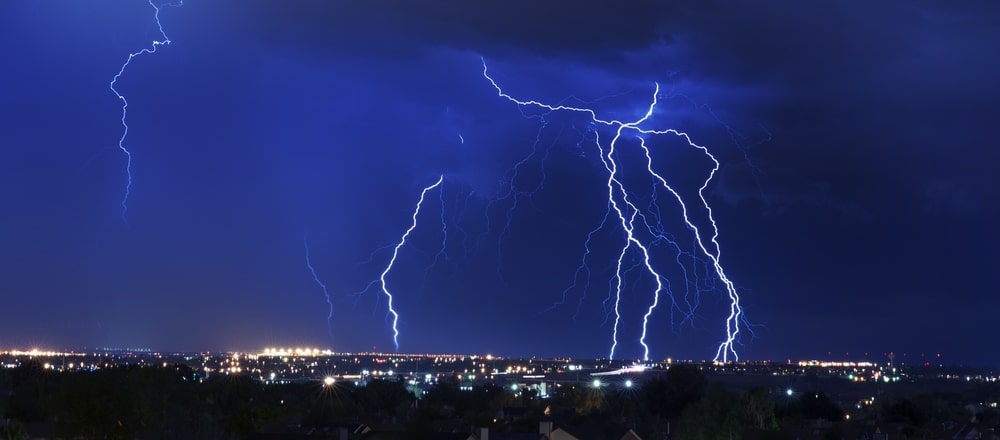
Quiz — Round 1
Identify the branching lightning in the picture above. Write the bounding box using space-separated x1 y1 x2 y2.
418 185 453 291
482 58 747 362
487 121 560 278
109 0 180 223
542 205 611 320
304 237 334 342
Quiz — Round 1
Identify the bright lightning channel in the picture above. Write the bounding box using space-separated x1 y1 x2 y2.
303 237 334 343
482 58 746 362
378 175 445 351
109 0 180 223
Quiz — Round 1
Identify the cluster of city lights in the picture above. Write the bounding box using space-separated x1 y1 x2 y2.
260 348 333 357
2 349 65 357
797 360 875 368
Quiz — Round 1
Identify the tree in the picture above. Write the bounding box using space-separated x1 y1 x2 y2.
355 378 413 420
776 390 843 422
549 384 605 415
640 364 706 419
0 421 27 440
6 361 53 423
744 387 779 431
680 382 742 440
680 384 778 440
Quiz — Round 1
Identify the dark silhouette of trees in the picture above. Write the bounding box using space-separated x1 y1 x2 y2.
640 364 707 420
354 378 413 421
550 384 604 415
776 390 843 422
420 379 519 428
744 387 779 431
9 361 997 440
0 420 27 440
421 377 460 416
56 365 212 439
679 384 778 440
6 361 53 423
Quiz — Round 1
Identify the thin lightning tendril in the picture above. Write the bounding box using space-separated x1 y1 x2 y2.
482 58 746 362
542 204 611 319
304 237 334 342
419 185 452 290
109 0 180 223
490 122 560 279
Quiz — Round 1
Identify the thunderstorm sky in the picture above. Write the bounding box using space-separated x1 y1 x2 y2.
1 1 998 364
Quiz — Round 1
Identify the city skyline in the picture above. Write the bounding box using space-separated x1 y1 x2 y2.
1 1 998 365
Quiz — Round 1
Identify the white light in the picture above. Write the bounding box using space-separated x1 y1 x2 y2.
786 388 793 396
625 380 633 388
324 376 335 386
593 379 601 388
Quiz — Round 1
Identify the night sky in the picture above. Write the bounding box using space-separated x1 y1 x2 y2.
2 1 998 365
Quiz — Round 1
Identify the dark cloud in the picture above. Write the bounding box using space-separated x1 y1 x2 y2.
713 163 872 220
242 0 662 56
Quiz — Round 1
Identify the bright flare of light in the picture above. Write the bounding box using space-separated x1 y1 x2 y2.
324 376 335 386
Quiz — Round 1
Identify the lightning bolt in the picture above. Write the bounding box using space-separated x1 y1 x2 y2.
354 175 445 351
109 0 180 223
303 237 334 343
482 58 747 362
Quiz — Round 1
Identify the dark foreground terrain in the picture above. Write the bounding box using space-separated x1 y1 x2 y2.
0 360 998 439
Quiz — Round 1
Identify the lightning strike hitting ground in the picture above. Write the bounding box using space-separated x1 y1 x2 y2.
482 58 747 362
304 238 334 343
354 175 445 351
109 0 180 223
